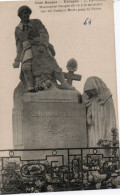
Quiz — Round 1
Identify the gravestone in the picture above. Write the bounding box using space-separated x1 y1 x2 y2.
13 85 87 149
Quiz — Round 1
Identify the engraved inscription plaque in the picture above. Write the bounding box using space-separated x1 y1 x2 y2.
23 102 87 149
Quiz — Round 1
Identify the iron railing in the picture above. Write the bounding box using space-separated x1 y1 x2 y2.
0 147 119 194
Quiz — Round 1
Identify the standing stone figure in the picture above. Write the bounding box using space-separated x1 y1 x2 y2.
13 5 74 92
82 76 116 147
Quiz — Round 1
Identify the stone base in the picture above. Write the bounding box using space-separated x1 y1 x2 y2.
13 86 87 149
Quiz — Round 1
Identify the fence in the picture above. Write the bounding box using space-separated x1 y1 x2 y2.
0 146 119 194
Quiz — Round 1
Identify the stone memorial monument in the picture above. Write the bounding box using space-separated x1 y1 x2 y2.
12 5 87 150
12 59 87 149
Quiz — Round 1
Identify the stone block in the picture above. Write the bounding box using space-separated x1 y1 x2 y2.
13 87 87 149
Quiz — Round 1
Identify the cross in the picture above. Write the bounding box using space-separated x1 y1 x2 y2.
63 71 81 85
63 58 82 85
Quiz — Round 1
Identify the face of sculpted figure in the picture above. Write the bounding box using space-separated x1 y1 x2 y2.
20 9 31 23
85 89 97 98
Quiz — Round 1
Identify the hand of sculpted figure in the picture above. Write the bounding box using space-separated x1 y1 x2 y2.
13 5 75 92
13 61 20 68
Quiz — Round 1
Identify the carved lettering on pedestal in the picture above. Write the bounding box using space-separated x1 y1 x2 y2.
34 135 80 142
31 111 81 117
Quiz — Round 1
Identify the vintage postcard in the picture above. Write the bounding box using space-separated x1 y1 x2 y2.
0 0 119 194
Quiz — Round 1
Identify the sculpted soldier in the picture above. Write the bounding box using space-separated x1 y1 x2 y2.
13 5 74 92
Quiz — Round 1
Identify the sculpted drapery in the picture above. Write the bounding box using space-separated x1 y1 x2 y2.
83 76 116 147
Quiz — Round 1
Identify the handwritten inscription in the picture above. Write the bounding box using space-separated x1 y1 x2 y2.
31 112 81 117
83 18 91 25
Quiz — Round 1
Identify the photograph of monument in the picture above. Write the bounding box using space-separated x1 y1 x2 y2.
0 0 119 194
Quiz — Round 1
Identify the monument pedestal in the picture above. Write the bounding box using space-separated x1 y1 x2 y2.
13 86 87 149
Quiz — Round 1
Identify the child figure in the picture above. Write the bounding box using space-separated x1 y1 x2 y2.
39 29 55 57
32 28 74 90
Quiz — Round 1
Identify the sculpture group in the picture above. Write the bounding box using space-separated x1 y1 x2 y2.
13 6 116 149
13 5 75 92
